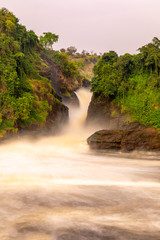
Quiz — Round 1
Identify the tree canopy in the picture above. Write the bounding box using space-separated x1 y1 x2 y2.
39 32 59 49
91 37 160 129
66 46 77 55
0 8 60 136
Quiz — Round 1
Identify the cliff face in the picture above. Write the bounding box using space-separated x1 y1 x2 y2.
0 8 69 139
87 94 160 151
86 94 132 130
40 53 80 106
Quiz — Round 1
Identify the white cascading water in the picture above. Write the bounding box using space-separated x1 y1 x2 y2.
0 88 160 240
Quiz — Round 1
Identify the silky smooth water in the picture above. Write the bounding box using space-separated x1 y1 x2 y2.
0 88 160 240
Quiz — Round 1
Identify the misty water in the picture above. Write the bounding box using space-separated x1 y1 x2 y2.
0 88 160 240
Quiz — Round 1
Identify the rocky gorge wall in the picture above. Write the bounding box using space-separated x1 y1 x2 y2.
40 53 80 106
86 94 132 130
86 94 160 151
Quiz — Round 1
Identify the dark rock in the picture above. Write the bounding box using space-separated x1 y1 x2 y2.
82 78 91 88
86 94 130 129
86 93 160 151
46 101 69 133
86 94 150 132
87 128 160 151
87 130 123 150
40 53 80 106
62 92 79 107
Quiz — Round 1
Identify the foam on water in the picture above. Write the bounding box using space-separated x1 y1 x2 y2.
0 88 160 240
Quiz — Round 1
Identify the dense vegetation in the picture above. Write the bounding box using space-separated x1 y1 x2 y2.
42 48 99 98
91 38 160 129
69 53 99 81
44 47 99 83
60 46 99 80
2 7 160 136
45 49 81 82
0 8 62 136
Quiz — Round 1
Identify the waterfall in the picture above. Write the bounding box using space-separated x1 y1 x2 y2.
63 88 93 135
0 88 159 240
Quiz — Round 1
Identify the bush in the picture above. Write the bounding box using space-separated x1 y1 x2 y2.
91 39 160 129
0 8 61 134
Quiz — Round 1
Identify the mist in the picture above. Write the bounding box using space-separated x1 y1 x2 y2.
0 88 160 239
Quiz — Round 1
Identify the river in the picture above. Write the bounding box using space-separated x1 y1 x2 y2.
0 88 160 240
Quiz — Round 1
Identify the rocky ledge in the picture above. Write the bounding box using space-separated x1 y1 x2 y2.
87 127 160 151
39 53 80 106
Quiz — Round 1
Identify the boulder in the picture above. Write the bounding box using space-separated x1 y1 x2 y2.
87 128 160 151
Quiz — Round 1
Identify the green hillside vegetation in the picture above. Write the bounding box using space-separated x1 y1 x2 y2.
70 54 99 81
0 8 63 136
91 37 160 129
43 48 99 97
45 49 82 82
60 47 99 80
45 47 99 83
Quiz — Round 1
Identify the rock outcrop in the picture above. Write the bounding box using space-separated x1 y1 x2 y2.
87 127 160 151
86 94 131 129
40 53 80 106
87 94 160 151
82 78 91 88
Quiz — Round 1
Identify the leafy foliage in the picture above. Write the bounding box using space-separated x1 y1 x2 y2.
91 38 160 129
0 8 60 136
45 50 81 81
66 46 77 55
39 32 58 49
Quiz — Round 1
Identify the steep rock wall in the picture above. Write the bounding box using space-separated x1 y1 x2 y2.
40 53 80 106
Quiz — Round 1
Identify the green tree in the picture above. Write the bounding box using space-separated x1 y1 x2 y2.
66 46 77 55
138 37 160 77
91 51 119 97
0 8 61 135
91 38 160 129
39 32 59 49
60 48 66 53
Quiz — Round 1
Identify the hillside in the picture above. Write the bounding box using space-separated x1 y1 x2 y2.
68 54 99 81
0 8 70 137
87 39 160 130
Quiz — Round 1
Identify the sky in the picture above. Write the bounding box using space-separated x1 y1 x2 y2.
1 0 160 55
